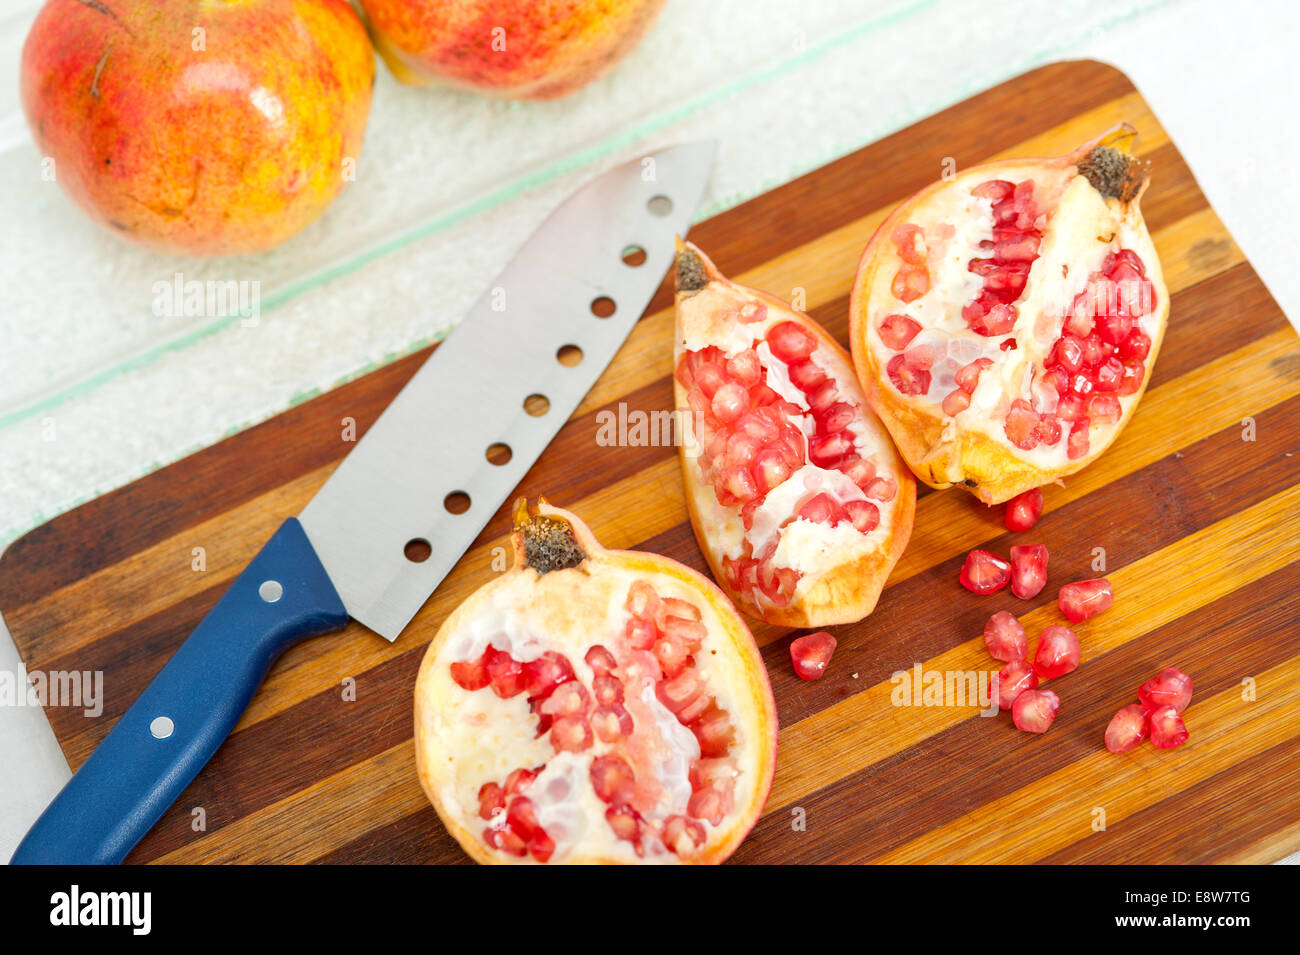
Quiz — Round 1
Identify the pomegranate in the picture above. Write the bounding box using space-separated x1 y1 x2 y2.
1008 543 1049 599
1058 578 1114 623
1104 703 1150 753
414 498 778 864
1004 488 1044 532
1032 625 1080 679
849 125 1169 504
1138 667 1193 712
789 632 837 681
673 242 916 626
983 610 1027 662
1148 705 1189 749
1012 689 1060 734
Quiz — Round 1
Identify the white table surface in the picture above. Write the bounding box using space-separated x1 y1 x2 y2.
2 0 1297 864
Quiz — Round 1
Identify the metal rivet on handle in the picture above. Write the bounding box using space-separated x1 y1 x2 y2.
258 580 283 603
150 716 174 739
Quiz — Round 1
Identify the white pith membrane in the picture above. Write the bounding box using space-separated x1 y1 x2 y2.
675 281 905 615
864 161 1165 468
419 556 767 865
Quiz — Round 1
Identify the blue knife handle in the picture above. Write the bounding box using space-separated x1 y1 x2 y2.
9 518 348 865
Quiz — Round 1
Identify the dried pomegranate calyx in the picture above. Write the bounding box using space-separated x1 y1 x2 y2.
514 499 588 573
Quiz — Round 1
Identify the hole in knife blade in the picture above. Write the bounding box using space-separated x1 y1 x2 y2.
621 245 646 267
404 538 432 562
444 492 471 515
556 344 583 367
590 296 616 319
486 442 512 465
647 195 673 217
524 394 550 417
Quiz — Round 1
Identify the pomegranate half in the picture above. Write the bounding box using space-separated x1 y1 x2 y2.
849 125 1169 504
414 498 778 864
673 242 916 627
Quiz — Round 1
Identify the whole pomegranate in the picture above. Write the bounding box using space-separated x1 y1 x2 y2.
849 125 1169 504
20 0 374 256
414 498 778 864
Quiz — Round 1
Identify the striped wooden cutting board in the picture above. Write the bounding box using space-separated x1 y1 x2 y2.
3 60 1298 865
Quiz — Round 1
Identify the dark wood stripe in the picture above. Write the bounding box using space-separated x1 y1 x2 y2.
313 806 471 866
728 559 1300 864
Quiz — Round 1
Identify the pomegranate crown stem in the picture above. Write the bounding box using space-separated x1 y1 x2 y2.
511 497 588 574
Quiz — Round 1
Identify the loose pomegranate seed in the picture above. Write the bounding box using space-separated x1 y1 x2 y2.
766 321 817 363
1058 578 1114 623
487 650 526 698
1032 625 1080 679
878 313 922 350
1008 543 1049 599
1138 667 1193 713
1104 703 1150 753
960 549 1012 594
1012 689 1060 733
450 648 492 691
997 659 1038 710
983 611 1027 662
790 631 837 680
1148 704 1189 749
1004 488 1044 533
993 660 1034 712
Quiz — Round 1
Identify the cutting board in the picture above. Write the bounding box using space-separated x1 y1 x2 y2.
4 60 1298 865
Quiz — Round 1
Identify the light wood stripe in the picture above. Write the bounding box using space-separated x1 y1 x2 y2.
765 484 1300 810
149 484 1299 862
874 654 1300 863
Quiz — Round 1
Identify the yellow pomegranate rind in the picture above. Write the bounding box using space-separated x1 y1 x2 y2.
414 498 778 865
849 125 1170 504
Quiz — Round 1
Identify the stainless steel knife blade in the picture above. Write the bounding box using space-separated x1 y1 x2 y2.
299 141 716 640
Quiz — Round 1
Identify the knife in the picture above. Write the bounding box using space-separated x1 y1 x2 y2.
11 141 716 865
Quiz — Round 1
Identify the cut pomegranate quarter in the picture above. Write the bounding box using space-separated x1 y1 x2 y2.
673 241 916 626
414 498 778 864
849 125 1169 504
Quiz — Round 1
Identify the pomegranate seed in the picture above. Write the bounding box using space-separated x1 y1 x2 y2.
592 674 624 705
1004 488 1043 533
487 650 525 698
550 715 593 752
488 824 529 857
942 388 971 417
790 631 837 680
477 782 505 820
766 321 817 363
1138 668 1193 713
886 354 929 396
725 350 762 388
662 815 707 855
711 382 750 424
997 659 1038 710
625 616 657 650
625 580 659 618
1056 392 1087 422
1148 704 1189 749
656 671 704 715
795 492 843 526
970 302 1017 336
954 357 993 393
878 313 922 350
1058 578 1114 623
818 401 857 434
983 611 1027 663
1094 356 1124 392
1119 329 1152 360
1008 543 1049 600
1088 393 1122 424
450 649 492 691
1051 335 1085 372
605 804 642 842
1004 399 1041 450
1012 689 1060 733
972 179 1015 200
844 499 880 534
1105 703 1150 753
959 549 1012 594
539 680 591 717
891 265 930 303
1032 625 1080 679
522 651 575 699
653 631 692 679
691 705 735 758
506 796 539 837
837 454 876 488
591 703 635 742
589 755 637 806
504 766 538 795
1066 418 1090 460
807 378 839 413
864 475 897 502
528 829 556 863
584 644 617 676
